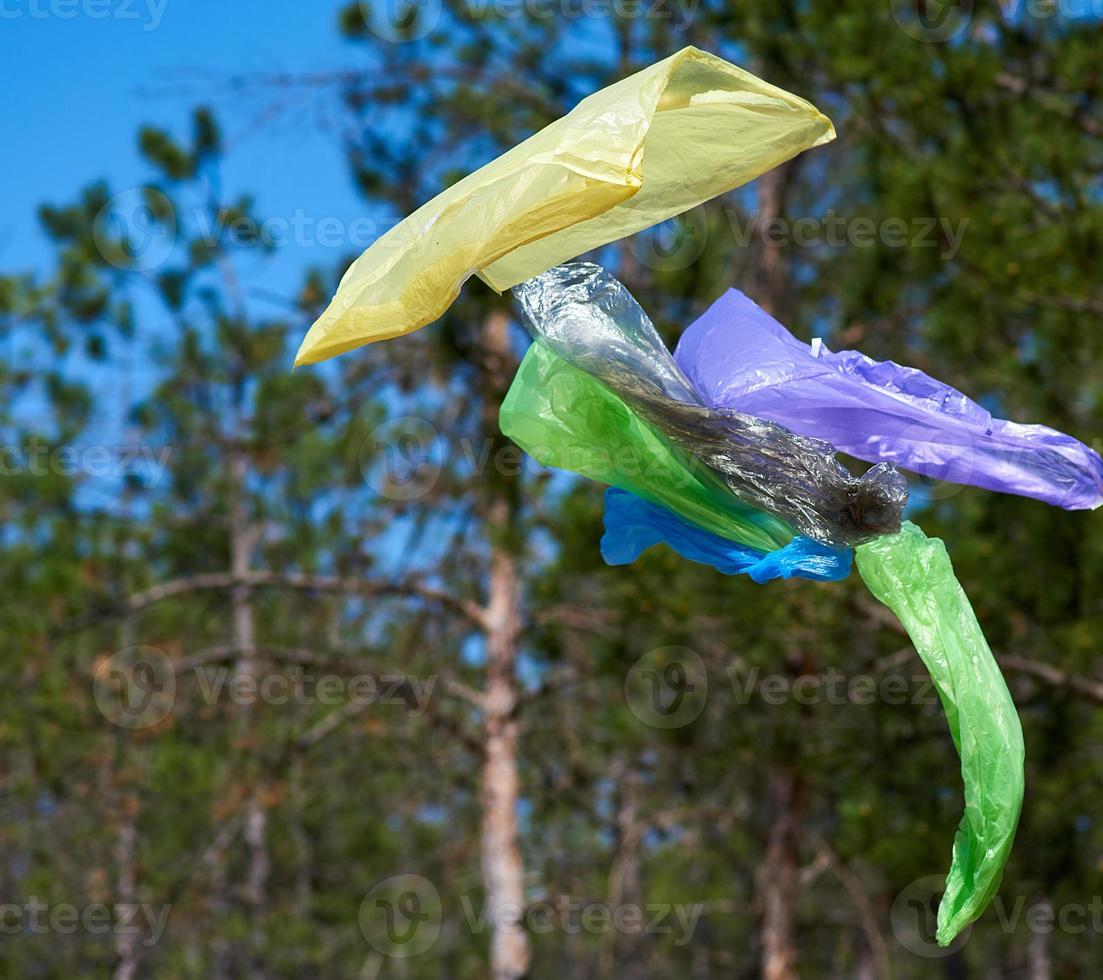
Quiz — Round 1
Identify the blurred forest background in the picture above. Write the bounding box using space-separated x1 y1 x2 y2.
2 1 1102 977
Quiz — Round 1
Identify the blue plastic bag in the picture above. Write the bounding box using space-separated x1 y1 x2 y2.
601 488 852 584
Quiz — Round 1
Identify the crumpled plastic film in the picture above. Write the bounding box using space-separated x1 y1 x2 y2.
499 340 794 554
514 264 908 547
675 287 1103 510
514 262 702 405
295 47 835 366
856 522 1025 946
602 488 852 583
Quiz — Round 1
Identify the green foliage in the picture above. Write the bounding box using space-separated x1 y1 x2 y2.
4 4 1103 977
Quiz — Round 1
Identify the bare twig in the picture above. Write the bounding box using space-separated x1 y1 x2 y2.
999 654 1103 705
62 570 487 635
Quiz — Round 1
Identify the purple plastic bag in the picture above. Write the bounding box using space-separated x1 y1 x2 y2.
674 290 1103 511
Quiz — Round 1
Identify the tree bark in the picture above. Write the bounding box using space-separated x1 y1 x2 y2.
759 770 801 980
112 791 138 980
477 310 531 980
752 150 803 980
755 163 789 322
481 543 529 980
600 760 640 978
229 448 268 977
289 751 313 920
1027 896 1053 980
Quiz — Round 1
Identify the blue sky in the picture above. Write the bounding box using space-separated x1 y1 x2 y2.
2 1 400 515
2 0 371 290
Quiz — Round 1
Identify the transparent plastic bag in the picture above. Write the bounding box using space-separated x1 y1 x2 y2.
499 340 794 554
514 264 908 546
856 523 1025 945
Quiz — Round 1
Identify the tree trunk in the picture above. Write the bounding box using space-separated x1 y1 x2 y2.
289 751 313 920
759 770 801 980
481 545 529 980
1027 896 1053 980
755 163 789 321
600 759 640 978
207 857 230 980
230 448 268 977
111 619 141 980
753 149 802 980
113 791 138 980
477 310 531 980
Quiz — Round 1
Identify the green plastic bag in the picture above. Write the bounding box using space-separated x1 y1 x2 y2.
500 341 794 554
856 522 1025 945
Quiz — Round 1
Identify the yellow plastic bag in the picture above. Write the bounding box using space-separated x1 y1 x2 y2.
295 46 835 366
